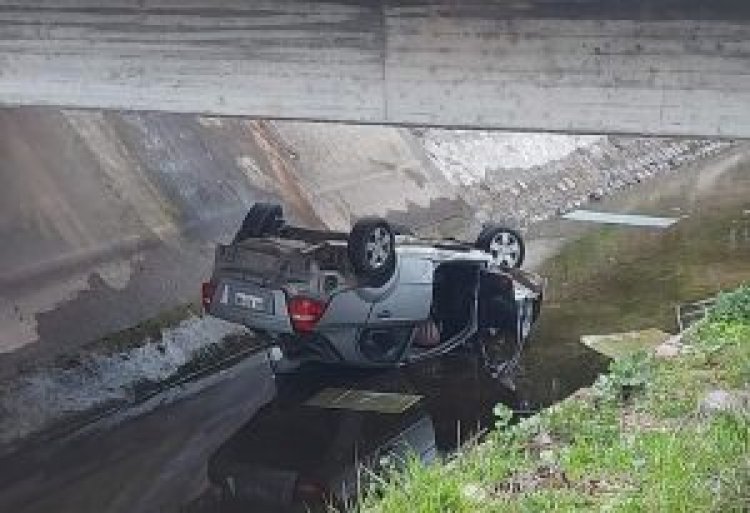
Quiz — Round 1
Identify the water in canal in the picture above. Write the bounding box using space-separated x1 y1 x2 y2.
181 149 750 512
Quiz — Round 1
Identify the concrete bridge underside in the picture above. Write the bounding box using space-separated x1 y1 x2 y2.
1 1 749 137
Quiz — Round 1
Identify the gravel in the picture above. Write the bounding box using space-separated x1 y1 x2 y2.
416 131 734 230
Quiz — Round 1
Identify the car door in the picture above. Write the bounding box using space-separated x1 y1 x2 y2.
356 256 435 364
368 256 434 324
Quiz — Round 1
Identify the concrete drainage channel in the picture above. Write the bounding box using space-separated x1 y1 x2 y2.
0 140 747 513
0 108 740 455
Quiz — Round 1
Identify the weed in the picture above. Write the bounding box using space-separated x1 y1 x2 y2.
708 284 750 324
591 351 654 404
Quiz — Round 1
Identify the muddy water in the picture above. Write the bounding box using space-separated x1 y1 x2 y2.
521 147 750 406
181 151 750 512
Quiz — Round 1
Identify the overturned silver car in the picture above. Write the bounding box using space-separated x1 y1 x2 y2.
203 203 543 369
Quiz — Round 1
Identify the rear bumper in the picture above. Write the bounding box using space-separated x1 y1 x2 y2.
277 333 345 365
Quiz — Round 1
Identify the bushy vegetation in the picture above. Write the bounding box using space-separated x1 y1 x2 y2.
709 285 750 325
360 285 750 512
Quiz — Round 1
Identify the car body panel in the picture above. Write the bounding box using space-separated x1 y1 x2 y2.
367 256 433 324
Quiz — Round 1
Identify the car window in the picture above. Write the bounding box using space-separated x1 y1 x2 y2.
357 327 414 363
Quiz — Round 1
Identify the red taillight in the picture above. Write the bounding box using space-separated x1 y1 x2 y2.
201 281 216 311
287 297 327 333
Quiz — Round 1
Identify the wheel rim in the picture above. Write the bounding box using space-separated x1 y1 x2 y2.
365 227 391 269
489 231 521 267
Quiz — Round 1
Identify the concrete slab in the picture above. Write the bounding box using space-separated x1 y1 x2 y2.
305 388 421 414
562 210 679 228
1 2 749 136
581 329 672 360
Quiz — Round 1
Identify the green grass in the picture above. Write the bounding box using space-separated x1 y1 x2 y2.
360 286 750 513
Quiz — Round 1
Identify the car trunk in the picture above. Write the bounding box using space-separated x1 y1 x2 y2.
213 239 314 288
206 239 318 334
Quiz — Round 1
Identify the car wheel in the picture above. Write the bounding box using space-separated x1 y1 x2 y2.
233 202 284 242
475 225 525 268
348 217 397 287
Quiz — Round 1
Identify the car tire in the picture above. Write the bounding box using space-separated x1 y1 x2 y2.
347 217 397 287
233 202 284 242
475 224 525 268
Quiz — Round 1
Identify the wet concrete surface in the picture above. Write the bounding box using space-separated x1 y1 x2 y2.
0 148 748 512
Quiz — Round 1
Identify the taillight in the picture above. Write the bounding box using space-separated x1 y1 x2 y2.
287 297 327 333
201 281 216 311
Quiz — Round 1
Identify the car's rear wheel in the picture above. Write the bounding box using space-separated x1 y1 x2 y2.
233 202 284 242
475 225 525 268
348 218 397 287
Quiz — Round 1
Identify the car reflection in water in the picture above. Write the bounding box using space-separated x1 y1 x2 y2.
183 338 534 513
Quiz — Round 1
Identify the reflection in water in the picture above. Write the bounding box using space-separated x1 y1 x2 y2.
519 154 750 406
183 347 531 513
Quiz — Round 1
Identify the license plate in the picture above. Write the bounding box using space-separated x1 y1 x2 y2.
230 287 273 314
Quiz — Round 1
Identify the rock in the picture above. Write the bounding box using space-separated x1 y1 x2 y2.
654 343 680 358
531 431 554 449
462 483 488 502
569 386 596 404
654 335 685 359
698 390 750 417
539 449 556 465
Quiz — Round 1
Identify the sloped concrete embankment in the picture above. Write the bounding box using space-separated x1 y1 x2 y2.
0 106 734 448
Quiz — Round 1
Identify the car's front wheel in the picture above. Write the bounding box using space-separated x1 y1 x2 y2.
475 224 525 268
347 217 397 287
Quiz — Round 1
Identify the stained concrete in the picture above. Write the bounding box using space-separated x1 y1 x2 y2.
0 1 749 136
